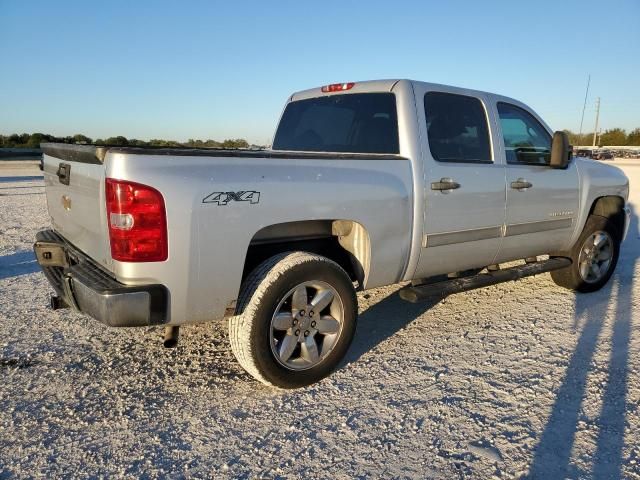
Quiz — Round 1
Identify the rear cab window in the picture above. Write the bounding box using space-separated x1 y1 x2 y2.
272 93 399 154
424 92 492 163
497 102 551 166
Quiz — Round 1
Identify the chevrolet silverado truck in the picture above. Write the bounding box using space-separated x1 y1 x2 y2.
34 80 631 388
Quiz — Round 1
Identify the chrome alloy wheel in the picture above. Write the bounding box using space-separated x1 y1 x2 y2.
269 281 344 371
578 230 614 284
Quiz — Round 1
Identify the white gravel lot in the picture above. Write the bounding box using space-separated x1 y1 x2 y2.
0 159 638 479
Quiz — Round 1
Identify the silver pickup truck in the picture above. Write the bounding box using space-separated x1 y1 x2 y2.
35 79 630 388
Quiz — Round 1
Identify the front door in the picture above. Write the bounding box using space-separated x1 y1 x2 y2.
492 101 580 263
413 89 506 279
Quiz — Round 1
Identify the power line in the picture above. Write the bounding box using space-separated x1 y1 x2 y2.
592 97 601 147
579 74 590 139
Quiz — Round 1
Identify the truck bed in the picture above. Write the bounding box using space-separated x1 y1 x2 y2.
40 142 414 325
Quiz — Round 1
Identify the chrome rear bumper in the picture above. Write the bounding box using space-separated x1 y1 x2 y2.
34 230 168 327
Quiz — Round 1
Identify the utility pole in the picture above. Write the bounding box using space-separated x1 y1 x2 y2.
592 97 600 147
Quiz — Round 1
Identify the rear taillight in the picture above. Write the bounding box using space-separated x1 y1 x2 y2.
105 178 168 262
321 82 355 93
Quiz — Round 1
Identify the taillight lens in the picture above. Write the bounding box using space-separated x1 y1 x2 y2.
105 178 168 262
321 82 355 93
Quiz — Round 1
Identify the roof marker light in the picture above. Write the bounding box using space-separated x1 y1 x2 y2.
321 82 355 93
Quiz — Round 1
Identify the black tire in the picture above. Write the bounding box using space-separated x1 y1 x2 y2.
551 215 621 292
229 252 358 388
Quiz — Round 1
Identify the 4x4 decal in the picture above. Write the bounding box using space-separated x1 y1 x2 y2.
202 191 260 206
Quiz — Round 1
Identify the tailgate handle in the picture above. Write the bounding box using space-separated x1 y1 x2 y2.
57 163 71 185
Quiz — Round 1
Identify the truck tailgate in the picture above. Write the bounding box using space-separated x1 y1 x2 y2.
41 144 112 270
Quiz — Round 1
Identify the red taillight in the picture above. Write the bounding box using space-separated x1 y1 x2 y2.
105 178 168 262
321 82 355 93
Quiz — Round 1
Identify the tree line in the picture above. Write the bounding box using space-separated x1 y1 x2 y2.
3 128 640 150
564 128 640 146
0 133 251 149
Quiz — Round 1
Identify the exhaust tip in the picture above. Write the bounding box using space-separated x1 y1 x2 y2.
163 326 179 348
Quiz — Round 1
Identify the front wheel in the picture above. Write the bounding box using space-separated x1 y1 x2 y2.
551 215 621 292
229 252 357 388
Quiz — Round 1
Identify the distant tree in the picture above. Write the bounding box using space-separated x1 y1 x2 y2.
185 138 206 148
104 136 129 146
72 134 92 144
26 133 47 148
565 130 577 145
148 139 182 147
1 132 252 150
221 138 249 149
564 130 593 146
7 134 21 147
627 128 640 146
599 128 627 146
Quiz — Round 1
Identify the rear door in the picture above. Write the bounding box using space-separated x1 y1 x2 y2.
492 102 579 263
413 88 506 278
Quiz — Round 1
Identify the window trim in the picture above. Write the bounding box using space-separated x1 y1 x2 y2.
497 101 552 167
423 91 494 165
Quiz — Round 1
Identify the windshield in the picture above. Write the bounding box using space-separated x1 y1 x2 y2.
272 93 399 154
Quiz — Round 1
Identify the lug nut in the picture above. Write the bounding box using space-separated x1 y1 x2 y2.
300 310 306 317
309 311 314 317
292 319 298 325
311 321 316 328
295 329 300 336
304 330 310 337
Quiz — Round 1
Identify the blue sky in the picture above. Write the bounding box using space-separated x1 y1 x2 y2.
1 0 638 144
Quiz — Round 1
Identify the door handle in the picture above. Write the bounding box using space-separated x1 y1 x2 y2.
431 178 461 192
510 178 532 190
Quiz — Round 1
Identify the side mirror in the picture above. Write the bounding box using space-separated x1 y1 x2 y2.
550 131 572 169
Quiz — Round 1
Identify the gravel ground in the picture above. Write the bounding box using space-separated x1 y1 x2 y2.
0 160 638 479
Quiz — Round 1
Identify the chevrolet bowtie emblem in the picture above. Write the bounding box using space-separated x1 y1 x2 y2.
62 195 72 211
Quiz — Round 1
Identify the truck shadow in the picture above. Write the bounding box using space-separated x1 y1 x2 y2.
343 289 440 366
528 207 638 478
0 250 40 280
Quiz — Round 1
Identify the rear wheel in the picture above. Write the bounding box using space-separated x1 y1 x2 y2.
551 215 620 292
229 252 357 388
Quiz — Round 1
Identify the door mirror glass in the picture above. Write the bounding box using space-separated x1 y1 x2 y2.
550 131 572 169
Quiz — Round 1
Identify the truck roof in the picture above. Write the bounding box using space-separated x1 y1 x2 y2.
289 79 546 132
290 79 524 108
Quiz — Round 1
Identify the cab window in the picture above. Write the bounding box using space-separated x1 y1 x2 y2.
497 102 551 165
424 92 492 163
273 93 399 154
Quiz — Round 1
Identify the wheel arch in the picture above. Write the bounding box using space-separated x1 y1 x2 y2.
241 220 372 290
589 195 626 236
